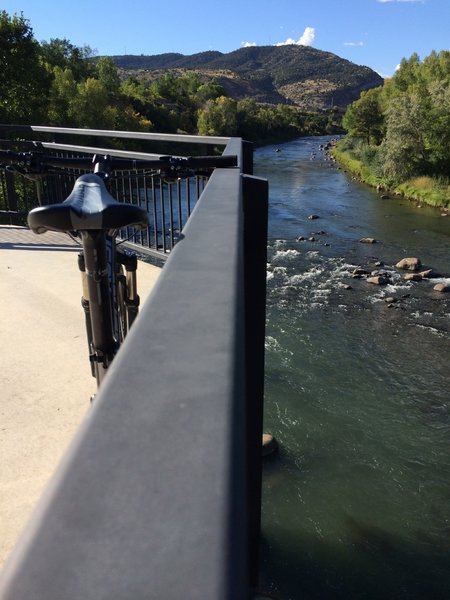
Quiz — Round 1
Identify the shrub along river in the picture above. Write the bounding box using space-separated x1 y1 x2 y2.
254 136 450 600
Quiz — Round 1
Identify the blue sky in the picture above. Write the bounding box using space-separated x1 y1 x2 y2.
2 0 449 77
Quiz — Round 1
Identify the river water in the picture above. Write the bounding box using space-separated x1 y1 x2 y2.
254 137 450 600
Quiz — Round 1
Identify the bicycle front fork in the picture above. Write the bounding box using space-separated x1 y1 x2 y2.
78 233 140 387
78 231 116 387
117 248 140 330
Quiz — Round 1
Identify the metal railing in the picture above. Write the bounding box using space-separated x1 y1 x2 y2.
0 125 253 258
0 126 268 599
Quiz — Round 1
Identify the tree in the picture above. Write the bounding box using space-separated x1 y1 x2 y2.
69 78 116 129
96 56 121 98
40 38 94 81
392 53 421 93
197 96 237 136
195 81 225 103
427 80 450 173
47 67 77 125
150 73 179 102
0 11 49 123
343 87 384 145
379 91 429 182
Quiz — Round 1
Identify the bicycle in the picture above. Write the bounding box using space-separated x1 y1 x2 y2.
0 150 237 388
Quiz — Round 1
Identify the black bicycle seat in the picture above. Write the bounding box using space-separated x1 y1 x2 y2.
28 173 149 234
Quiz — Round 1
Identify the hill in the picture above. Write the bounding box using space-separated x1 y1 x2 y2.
111 45 383 111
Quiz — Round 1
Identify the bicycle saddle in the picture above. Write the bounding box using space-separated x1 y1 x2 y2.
28 174 149 234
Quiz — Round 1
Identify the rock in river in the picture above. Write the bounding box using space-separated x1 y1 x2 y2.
352 268 370 276
396 257 421 271
433 283 450 293
403 273 422 282
418 269 438 278
359 237 377 244
367 275 389 285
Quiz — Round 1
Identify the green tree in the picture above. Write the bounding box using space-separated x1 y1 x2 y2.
195 81 225 103
0 10 49 123
150 73 179 102
96 56 121 98
69 78 116 129
47 66 77 125
197 96 237 136
40 38 94 81
427 80 450 173
392 53 421 93
379 91 429 182
343 87 384 145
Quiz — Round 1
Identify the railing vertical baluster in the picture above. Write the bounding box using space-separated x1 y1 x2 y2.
160 178 166 254
138 173 143 245
168 182 174 249
142 175 150 249
177 179 183 235
151 176 159 252
126 171 132 241
0 171 6 211
133 172 140 244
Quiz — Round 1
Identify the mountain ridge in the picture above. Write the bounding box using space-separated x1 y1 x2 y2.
111 45 384 111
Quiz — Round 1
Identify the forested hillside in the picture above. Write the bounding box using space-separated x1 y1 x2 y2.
112 45 383 111
337 51 450 206
0 10 382 144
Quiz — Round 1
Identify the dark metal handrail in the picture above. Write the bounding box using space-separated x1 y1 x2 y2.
0 128 268 599
0 126 253 258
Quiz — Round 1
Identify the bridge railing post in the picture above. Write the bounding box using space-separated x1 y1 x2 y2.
242 173 269 589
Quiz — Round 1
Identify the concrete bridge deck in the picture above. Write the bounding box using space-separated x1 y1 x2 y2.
0 226 161 568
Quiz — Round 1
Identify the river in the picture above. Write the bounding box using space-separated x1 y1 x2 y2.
254 136 450 600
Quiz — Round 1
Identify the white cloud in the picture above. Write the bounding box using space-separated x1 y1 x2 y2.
298 27 316 46
344 41 364 46
241 41 256 47
377 0 424 3
275 37 296 46
275 26 316 47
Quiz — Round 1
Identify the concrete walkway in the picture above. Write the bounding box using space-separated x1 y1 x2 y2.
0 226 161 568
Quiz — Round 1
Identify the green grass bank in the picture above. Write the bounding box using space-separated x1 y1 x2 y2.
332 142 450 209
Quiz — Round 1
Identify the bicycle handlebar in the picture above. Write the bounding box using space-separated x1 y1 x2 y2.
0 149 238 175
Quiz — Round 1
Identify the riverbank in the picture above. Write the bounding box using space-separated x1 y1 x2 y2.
332 141 450 210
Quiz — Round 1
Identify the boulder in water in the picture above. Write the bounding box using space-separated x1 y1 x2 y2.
433 283 450 293
396 257 421 271
262 433 278 457
352 268 370 276
367 275 389 285
418 269 439 278
403 273 422 282
359 237 377 244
